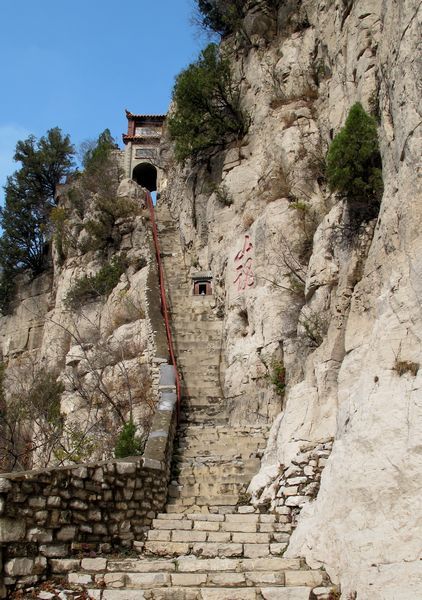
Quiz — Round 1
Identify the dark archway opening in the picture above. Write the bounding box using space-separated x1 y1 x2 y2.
132 162 157 192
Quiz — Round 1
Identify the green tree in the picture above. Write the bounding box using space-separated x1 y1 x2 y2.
326 103 383 206
196 0 280 36
0 128 74 311
168 43 248 161
196 0 245 36
75 129 125 250
114 419 144 458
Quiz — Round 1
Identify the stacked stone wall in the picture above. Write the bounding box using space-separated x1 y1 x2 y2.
253 440 334 527
0 362 177 598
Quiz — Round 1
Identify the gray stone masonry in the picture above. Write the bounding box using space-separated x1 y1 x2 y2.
0 359 177 598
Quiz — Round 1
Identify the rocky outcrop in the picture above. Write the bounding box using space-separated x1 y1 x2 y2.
1 0 420 597
159 1 422 597
0 180 164 470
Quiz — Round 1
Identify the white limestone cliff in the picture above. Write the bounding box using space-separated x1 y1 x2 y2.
160 1 422 596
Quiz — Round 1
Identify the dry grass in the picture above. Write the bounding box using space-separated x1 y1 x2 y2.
393 360 419 377
242 213 255 230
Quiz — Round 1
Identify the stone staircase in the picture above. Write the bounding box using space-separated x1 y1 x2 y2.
62 202 336 599
155 204 226 425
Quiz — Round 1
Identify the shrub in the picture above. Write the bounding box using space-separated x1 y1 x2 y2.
168 43 249 161
0 364 65 471
75 130 128 251
114 419 144 458
299 309 328 348
65 255 127 308
196 0 280 37
196 0 245 36
326 103 383 211
393 360 419 377
213 183 233 206
269 360 286 397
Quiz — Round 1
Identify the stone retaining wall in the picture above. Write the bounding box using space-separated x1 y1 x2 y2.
0 363 177 598
254 440 334 527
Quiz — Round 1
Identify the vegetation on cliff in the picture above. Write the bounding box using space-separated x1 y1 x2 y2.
196 0 280 37
327 102 383 221
168 43 248 160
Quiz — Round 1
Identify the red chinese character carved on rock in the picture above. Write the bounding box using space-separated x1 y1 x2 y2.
234 235 255 291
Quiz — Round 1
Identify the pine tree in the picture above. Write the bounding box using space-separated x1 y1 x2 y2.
168 43 248 160
326 102 383 205
0 128 74 312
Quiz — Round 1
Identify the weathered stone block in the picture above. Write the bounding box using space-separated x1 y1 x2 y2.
261 588 311 599
81 557 107 571
0 478 12 493
116 462 137 475
171 573 208 586
0 518 25 543
243 543 270 558
39 544 68 557
57 526 77 541
46 496 61 507
284 570 324 586
68 572 93 585
29 497 46 509
27 528 52 543
5 558 34 576
50 558 81 573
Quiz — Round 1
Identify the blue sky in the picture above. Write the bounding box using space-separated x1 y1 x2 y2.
0 0 205 192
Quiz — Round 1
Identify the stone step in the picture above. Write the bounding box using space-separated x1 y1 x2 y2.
165 494 241 507
173 472 257 486
175 440 266 453
146 530 290 546
151 514 290 529
164 504 238 515
87 588 333 600
171 467 255 479
179 416 230 427
96 556 302 573
176 426 269 436
76 566 324 588
147 524 291 542
174 444 264 453
143 540 300 560
168 483 257 500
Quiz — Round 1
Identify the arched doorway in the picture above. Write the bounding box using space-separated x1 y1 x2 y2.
132 162 157 192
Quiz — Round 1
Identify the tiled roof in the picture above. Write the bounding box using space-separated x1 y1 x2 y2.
125 109 166 120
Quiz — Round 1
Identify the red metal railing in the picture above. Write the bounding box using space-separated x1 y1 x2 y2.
146 191 181 422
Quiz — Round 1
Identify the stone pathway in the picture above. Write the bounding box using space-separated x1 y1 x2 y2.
53 203 337 599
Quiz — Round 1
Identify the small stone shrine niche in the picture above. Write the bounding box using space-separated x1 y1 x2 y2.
192 272 213 296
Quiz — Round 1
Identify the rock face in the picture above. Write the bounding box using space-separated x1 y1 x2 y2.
0 0 420 597
159 0 422 597
0 179 162 470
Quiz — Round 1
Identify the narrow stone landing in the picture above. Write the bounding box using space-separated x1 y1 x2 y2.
62 203 336 599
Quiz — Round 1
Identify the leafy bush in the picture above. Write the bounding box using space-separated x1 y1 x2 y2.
196 0 280 37
65 255 127 308
269 360 286 397
168 43 249 161
196 0 245 36
72 129 128 252
393 359 419 377
213 182 233 206
326 103 383 210
114 419 144 458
